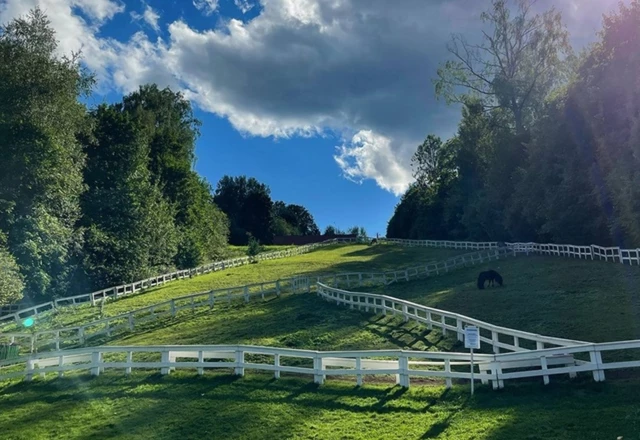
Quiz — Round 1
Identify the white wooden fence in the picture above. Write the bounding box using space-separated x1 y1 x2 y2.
0 238 356 325
315 283 588 353
1 339 638 389
0 277 311 353
383 237 640 265
0 247 514 354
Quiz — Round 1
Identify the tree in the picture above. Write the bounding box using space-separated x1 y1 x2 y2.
0 8 93 299
324 226 346 236
560 0 640 245
120 85 228 266
434 0 572 133
214 176 273 245
79 104 178 288
272 202 320 236
0 235 24 306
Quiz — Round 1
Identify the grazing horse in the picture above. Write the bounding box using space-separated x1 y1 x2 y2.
370 238 378 245
477 270 503 290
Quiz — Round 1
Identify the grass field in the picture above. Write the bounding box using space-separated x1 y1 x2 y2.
0 372 638 439
358 254 640 344
19 244 464 331
3 245 640 439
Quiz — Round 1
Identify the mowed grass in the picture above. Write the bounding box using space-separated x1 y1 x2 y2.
4 248 640 439
0 372 638 440
26 244 464 330
101 292 460 352
359 255 640 344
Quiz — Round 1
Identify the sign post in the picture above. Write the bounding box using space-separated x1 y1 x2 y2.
464 325 480 395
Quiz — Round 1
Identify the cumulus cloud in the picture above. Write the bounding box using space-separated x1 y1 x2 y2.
334 131 414 196
234 0 255 14
0 0 623 195
192 0 219 16
130 2 160 32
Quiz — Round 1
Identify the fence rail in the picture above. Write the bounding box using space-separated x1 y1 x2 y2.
316 283 588 353
382 237 640 265
0 277 312 353
2 339 638 390
0 238 357 325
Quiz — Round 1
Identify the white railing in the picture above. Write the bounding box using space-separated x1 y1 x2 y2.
0 238 356 324
0 247 513 354
384 237 640 265
316 283 588 353
2 340 638 389
0 277 311 353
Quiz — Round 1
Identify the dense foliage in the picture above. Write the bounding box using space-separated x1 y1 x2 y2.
389 0 640 247
0 8 321 304
214 175 321 245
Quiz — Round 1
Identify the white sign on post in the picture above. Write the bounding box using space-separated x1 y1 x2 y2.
464 326 480 349
464 326 480 395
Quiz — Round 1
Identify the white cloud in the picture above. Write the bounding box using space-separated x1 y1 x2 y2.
234 0 254 14
0 0 622 196
334 131 414 196
192 0 219 16
131 2 161 32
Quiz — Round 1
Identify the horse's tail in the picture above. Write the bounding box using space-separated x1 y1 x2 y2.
477 274 485 290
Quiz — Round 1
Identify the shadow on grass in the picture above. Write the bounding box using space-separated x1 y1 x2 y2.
2 372 640 439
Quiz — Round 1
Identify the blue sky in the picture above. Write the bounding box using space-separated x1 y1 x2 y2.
0 0 623 237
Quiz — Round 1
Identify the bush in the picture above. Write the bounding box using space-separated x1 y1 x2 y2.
246 236 263 259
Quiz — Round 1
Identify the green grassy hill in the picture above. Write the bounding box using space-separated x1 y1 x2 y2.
16 244 463 331
1 245 640 439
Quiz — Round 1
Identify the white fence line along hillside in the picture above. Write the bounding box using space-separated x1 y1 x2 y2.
0 247 515 354
0 238 357 325
383 237 640 265
2 337 638 389
315 283 588 353
0 277 312 353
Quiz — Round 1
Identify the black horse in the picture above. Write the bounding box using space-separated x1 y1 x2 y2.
477 270 503 290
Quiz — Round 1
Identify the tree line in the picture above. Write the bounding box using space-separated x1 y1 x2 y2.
388 0 640 249
0 9 321 305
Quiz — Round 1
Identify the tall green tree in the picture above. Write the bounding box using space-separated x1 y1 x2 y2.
79 104 178 288
434 0 572 133
214 176 273 245
120 85 228 267
0 8 92 299
0 234 24 306
272 202 320 236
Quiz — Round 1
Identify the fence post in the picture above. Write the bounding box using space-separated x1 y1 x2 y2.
244 286 250 303
209 291 215 309
276 281 281 297
492 331 500 354
235 349 245 376
161 351 170 375
402 304 409 323
589 348 605 382
91 351 102 376
399 354 409 388
313 355 324 384
197 351 204 376
540 356 550 385
444 358 452 388
274 353 280 379
126 351 132 375
356 357 363 386
170 300 176 317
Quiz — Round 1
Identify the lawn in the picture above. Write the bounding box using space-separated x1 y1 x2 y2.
0 371 637 440
14 244 465 331
358 254 640 344
3 247 640 439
